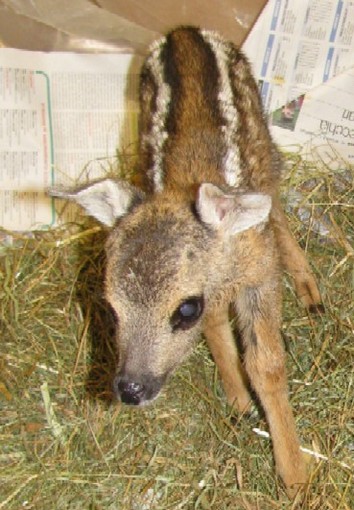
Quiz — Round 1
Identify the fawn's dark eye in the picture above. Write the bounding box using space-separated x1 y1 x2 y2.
170 296 204 332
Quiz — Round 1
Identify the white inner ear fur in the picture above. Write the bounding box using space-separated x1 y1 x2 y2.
197 183 272 235
50 179 142 227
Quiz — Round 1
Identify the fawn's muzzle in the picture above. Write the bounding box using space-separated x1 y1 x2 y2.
117 380 146 405
114 373 165 405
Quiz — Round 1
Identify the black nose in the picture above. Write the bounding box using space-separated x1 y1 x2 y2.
116 379 146 405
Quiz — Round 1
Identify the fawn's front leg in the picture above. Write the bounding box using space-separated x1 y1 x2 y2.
271 198 322 311
235 282 307 496
203 306 252 413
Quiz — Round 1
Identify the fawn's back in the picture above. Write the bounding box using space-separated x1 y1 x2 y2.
139 26 280 195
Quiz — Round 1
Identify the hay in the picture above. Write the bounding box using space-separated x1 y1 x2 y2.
0 152 353 510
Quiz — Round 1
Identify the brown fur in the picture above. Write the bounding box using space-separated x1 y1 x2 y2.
50 26 323 497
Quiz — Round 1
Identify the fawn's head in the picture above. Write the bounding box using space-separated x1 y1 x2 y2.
50 179 271 405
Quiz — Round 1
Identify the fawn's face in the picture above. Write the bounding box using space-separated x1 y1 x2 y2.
49 178 271 406
105 198 213 405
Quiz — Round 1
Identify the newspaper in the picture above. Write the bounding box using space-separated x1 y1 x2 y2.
0 49 141 230
243 0 354 167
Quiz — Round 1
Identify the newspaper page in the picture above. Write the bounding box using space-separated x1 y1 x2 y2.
0 49 141 231
243 0 354 167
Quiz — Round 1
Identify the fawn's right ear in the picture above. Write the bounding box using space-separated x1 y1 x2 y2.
48 179 145 227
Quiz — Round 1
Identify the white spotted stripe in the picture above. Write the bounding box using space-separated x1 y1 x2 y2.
144 37 171 192
201 30 242 188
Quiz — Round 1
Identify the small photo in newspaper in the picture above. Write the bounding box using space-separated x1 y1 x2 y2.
271 95 305 132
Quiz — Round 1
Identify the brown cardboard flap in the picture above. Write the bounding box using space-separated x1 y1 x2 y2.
1 0 159 53
98 0 267 47
1 0 266 53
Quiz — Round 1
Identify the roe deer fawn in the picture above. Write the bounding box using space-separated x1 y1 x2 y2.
50 26 322 495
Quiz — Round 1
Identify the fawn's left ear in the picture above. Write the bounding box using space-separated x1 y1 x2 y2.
196 183 272 236
49 179 145 227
